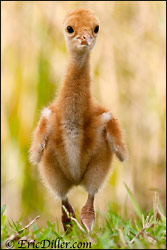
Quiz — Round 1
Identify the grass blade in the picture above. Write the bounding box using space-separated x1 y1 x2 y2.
1 204 6 216
124 183 142 218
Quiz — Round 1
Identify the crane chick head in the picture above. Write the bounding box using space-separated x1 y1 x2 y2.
64 9 100 54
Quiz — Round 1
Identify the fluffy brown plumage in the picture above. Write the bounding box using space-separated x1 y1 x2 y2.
29 8 128 233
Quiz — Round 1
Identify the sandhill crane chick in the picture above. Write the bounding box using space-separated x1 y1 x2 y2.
29 8 128 233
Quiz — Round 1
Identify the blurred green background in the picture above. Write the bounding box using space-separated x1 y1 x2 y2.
1 1 166 228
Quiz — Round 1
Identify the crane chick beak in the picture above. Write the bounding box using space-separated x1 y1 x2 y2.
79 31 92 46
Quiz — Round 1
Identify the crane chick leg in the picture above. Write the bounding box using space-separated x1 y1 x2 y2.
40 154 76 232
80 194 95 234
81 151 112 233
62 197 76 232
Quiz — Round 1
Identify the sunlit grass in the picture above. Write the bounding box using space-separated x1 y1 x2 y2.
1 188 166 249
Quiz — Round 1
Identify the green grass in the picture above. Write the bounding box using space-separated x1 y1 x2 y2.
1 187 166 249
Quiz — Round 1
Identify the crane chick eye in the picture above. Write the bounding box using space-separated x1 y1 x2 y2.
67 26 74 33
94 25 99 33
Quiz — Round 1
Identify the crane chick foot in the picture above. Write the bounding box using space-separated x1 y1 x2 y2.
80 195 95 234
62 198 76 232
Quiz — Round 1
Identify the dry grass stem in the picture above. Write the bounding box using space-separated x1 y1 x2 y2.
130 215 153 244
62 205 86 235
6 215 40 242
118 227 128 247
